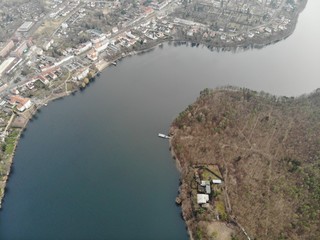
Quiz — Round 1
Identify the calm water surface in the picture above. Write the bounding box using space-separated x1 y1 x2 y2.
0 0 319 239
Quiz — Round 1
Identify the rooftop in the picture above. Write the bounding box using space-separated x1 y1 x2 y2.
17 21 34 32
197 194 209 204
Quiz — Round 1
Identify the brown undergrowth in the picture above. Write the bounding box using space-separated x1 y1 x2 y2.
170 87 320 240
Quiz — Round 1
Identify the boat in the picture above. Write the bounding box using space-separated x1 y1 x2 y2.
158 133 170 139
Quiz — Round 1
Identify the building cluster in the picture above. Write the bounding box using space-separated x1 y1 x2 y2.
0 0 46 40
7 95 32 112
171 0 296 46
0 0 176 129
47 12 173 67
0 0 297 118
49 0 80 20
0 38 33 78
0 0 303 149
17 22 34 32
193 166 223 206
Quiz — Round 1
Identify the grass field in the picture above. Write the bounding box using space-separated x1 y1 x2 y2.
4 129 20 155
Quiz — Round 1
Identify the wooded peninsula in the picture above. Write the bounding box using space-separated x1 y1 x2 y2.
170 87 320 240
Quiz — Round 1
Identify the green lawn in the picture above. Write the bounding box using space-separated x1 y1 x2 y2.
4 129 20 155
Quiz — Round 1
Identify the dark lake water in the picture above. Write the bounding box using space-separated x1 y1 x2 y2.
0 0 319 239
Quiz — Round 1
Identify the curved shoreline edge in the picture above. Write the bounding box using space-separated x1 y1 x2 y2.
169 137 195 240
0 91 69 209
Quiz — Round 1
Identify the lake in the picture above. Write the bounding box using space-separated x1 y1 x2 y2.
0 0 319 239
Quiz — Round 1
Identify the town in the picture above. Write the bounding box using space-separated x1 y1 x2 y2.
0 0 306 209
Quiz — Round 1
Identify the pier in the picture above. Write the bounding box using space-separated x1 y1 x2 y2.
158 133 170 139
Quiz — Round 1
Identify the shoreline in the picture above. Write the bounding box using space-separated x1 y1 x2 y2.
0 0 309 223
169 135 195 240
0 90 71 209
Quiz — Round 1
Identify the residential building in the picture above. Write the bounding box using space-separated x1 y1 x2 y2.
91 34 106 44
43 40 54 51
0 57 16 77
17 22 34 32
197 194 209 204
9 95 32 112
212 179 222 184
75 42 92 55
144 7 154 17
0 40 15 58
112 27 119 34
95 39 109 53
11 41 30 57
74 67 89 81
87 50 98 61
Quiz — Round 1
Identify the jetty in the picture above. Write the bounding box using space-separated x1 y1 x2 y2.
158 133 170 139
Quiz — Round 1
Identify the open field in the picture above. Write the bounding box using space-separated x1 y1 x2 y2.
33 19 64 40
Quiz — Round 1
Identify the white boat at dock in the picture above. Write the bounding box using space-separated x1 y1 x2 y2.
158 133 170 139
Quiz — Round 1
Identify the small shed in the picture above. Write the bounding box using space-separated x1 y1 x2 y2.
205 185 211 194
212 179 222 184
201 180 210 186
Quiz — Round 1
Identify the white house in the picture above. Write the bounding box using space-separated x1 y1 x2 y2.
74 67 89 81
112 27 119 33
9 95 32 112
75 42 92 55
212 179 222 184
197 194 209 204
201 180 210 186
